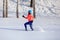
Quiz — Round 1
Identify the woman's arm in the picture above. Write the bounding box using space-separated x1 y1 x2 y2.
22 15 27 19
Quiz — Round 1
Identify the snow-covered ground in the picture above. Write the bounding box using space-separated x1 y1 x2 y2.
0 0 60 40
0 16 60 40
0 16 60 32
0 30 60 40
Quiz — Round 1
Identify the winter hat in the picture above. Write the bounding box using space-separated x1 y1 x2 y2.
28 10 32 13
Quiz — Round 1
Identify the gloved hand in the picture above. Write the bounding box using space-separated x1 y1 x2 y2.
22 15 25 17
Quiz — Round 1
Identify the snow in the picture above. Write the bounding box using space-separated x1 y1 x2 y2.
35 0 60 17
0 16 60 40
0 16 60 32
0 30 60 40
0 0 60 40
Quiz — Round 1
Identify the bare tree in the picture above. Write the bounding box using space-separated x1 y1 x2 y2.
30 0 33 7
3 0 5 18
30 0 35 18
33 0 35 18
3 0 8 18
6 0 8 17
16 0 19 18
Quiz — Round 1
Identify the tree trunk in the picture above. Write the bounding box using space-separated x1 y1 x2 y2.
33 0 35 18
30 0 33 7
31 0 35 18
3 0 8 18
16 0 19 18
6 0 8 17
3 0 5 18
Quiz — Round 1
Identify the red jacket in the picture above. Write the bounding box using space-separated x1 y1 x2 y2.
25 14 34 21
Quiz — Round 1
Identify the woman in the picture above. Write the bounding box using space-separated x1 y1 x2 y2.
22 10 34 31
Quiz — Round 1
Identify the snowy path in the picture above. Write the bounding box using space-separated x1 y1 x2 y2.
0 16 60 32
1 17 60 40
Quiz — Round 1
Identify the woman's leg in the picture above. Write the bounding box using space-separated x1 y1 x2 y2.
24 22 29 31
29 21 34 31
30 24 34 31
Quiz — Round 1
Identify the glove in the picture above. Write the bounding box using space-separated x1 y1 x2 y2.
22 15 25 17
